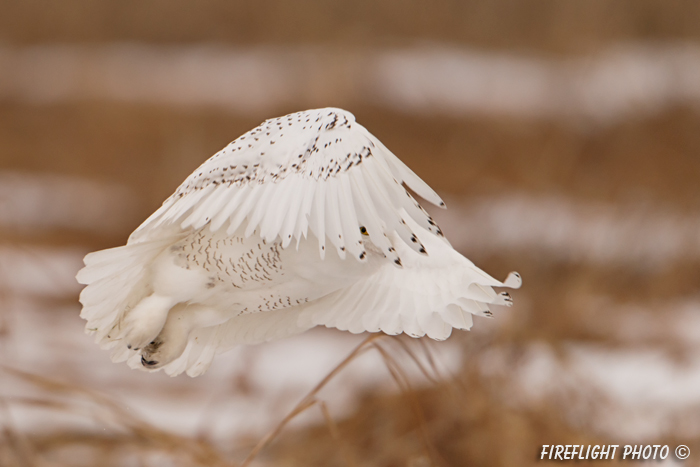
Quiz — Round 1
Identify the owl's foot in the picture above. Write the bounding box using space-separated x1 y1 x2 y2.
119 294 175 351
139 333 187 369
139 303 231 369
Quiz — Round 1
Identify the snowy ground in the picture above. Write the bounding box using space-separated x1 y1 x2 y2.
1 300 462 441
2 39 699 460
1 174 699 445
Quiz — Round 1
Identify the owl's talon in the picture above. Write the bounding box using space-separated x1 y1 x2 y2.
141 356 159 367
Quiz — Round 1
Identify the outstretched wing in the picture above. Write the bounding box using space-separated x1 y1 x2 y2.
129 108 446 265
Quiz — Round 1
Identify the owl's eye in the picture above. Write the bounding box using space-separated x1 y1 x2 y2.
359 226 369 236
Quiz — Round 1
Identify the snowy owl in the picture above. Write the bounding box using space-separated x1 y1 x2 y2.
77 108 521 377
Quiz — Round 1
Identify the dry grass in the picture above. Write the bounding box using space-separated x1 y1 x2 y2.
0 335 436 466
2 106 700 466
4 325 694 467
2 104 699 465
0 334 535 467
0 365 233 467
1 1 699 464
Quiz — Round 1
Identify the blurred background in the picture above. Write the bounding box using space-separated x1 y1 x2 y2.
1 1 700 466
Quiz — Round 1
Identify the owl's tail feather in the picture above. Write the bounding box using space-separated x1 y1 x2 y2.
77 238 175 357
78 234 314 377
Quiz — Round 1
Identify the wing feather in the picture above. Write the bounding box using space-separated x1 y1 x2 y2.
370 136 445 208
324 178 346 259
245 180 278 238
175 185 216 220
299 182 315 237
182 185 233 230
294 180 316 245
260 179 294 242
337 174 364 259
279 177 303 248
128 108 447 267
347 170 392 254
309 181 327 258
210 184 250 231
226 183 262 235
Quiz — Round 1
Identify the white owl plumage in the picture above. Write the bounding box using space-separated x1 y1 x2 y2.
77 108 521 377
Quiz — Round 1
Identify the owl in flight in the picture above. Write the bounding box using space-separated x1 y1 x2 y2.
77 108 521 377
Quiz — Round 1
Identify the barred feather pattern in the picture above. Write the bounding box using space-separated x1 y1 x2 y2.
77 108 521 377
